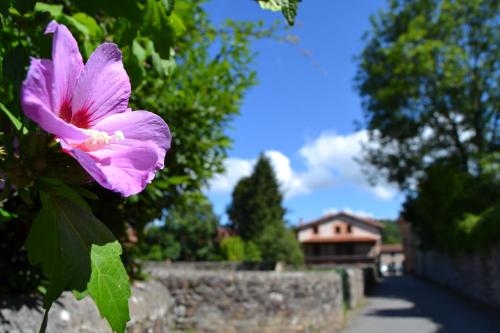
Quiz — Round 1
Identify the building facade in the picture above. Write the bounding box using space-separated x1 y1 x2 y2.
379 244 405 275
296 212 385 265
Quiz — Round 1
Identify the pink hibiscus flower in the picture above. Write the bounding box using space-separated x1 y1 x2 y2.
21 21 171 197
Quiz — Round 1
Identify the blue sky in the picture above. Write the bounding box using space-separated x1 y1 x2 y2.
203 0 404 224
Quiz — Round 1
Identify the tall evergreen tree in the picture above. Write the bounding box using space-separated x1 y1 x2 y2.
227 155 285 241
227 155 303 265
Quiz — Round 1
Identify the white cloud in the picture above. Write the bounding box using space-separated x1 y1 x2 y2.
207 158 254 194
264 150 335 197
322 207 374 219
207 151 315 198
371 184 396 201
298 130 398 200
265 150 293 186
206 130 400 201
264 150 308 197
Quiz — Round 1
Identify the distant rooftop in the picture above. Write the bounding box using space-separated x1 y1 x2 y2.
380 244 404 253
296 211 385 231
301 235 379 244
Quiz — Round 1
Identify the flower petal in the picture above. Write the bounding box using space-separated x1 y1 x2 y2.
93 111 171 170
71 43 131 127
67 140 159 197
21 58 87 140
45 21 84 115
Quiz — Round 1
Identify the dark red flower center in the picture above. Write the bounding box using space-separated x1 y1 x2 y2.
59 100 90 129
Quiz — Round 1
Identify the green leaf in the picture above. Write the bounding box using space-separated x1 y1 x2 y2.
142 0 175 58
25 190 115 306
281 0 298 26
161 0 175 16
257 0 299 25
60 14 91 37
156 175 189 188
169 12 185 36
71 13 102 38
87 241 131 333
0 54 3 80
132 39 148 64
37 177 90 209
34 2 63 18
0 208 17 222
70 0 140 23
72 289 88 301
143 0 162 34
258 0 282 11
73 185 99 200
0 102 27 134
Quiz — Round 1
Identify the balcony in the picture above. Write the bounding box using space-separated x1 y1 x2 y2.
305 254 377 264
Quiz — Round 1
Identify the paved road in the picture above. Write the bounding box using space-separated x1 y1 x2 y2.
342 276 500 333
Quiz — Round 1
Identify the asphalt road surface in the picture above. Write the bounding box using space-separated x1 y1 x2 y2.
342 276 500 333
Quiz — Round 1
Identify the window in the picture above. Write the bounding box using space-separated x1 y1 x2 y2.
347 225 352 233
312 244 320 256
338 243 354 255
312 226 318 234
335 226 341 234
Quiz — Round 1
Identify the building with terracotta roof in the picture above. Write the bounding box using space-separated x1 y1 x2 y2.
295 212 385 265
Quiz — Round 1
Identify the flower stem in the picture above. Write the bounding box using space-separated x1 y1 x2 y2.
38 303 52 333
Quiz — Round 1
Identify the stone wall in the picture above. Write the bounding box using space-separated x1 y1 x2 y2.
144 260 275 272
1 266 368 332
0 280 171 333
414 243 500 309
313 264 377 293
150 268 345 332
399 218 500 310
345 268 364 309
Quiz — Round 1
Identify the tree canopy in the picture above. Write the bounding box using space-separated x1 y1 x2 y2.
356 0 499 189
141 195 219 261
380 220 402 245
356 0 499 252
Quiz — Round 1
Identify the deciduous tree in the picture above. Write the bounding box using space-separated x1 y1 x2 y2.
356 0 499 252
356 0 499 189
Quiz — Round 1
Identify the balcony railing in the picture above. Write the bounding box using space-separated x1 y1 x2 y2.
305 254 376 264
